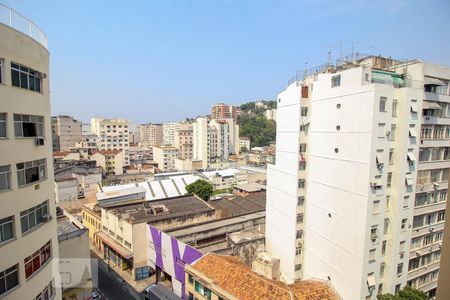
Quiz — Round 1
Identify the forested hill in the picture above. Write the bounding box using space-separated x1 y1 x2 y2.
238 101 276 148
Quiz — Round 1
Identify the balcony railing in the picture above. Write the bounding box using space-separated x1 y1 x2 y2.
0 4 48 49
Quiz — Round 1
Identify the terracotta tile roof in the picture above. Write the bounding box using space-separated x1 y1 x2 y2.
53 151 70 156
91 149 122 155
190 253 340 300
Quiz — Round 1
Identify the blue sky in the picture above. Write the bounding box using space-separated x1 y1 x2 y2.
4 0 450 124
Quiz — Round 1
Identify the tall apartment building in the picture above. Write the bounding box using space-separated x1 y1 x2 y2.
266 55 449 300
0 5 61 299
192 117 239 169
91 118 129 166
51 115 82 151
211 103 240 123
174 123 194 160
139 123 163 149
162 122 180 146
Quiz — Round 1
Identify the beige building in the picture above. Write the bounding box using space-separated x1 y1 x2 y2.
265 108 277 121
162 122 181 146
153 146 179 172
0 5 61 299
437 172 450 300
174 123 194 160
91 118 129 165
51 115 82 152
90 150 124 176
174 158 202 172
239 137 250 151
139 123 163 149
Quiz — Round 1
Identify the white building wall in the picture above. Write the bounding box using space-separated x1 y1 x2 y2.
266 82 301 283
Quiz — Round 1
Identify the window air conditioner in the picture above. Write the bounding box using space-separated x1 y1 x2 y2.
42 214 52 222
36 137 45 146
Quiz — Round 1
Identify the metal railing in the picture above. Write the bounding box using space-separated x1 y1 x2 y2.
0 3 48 49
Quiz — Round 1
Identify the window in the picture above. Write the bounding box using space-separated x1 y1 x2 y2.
0 264 19 296
297 214 304 223
397 263 403 276
14 114 44 137
298 196 304 206
296 230 303 239
409 257 420 271
413 215 425 229
423 234 433 246
24 240 52 278
298 179 305 188
295 264 302 271
0 216 14 244
299 143 307 153
390 124 396 141
188 274 194 284
380 263 385 277
0 58 3 84
387 172 392 187
296 246 302 255
381 240 387 255
403 196 409 208
389 149 394 165
386 196 390 211
194 281 211 300
34 281 54 300
379 97 387 112
378 283 383 295
11 62 42 92
384 218 389 234
301 107 308 117
392 100 398 117
0 165 11 191
378 124 385 138
331 75 341 87
20 200 49 234
369 249 376 263
395 284 401 294
437 210 445 222
0 113 6 138
17 159 47 186
401 219 407 230
373 200 380 214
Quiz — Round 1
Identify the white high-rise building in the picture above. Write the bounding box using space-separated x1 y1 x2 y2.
91 118 130 166
0 4 61 299
266 55 449 300
192 117 239 169
162 122 181 146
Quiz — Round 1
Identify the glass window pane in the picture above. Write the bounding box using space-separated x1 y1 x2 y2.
20 72 28 89
28 212 36 228
14 122 22 137
5 270 18 290
11 69 20 87
21 215 28 233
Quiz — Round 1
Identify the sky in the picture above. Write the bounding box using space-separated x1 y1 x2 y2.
3 0 450 124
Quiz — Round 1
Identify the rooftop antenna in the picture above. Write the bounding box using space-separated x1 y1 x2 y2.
304 62 308 78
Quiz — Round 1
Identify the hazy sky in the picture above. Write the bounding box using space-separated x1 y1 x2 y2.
4 0 450 124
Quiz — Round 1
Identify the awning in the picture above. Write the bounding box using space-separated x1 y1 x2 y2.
425 77 446 86
376 153 384 165
410 102 418 113
422 101 442 110
367 275 376 287
407 152 416 162
373 177 383 187
405 174 414 186
409 129 417 138
97 232 133 259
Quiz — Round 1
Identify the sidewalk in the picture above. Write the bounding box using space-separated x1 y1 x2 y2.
90 243 155 298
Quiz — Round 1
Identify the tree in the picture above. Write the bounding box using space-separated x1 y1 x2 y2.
239 115 276 147
240 146 248 153
377 286 428 300
185 179 214 201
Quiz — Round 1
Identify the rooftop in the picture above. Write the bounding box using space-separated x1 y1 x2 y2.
0 4 48 49
234 182 266 193
92 149 122 155
106 195 215 224
189 253 340 300
209 191 266 218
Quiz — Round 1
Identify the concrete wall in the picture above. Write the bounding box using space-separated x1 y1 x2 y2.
55 179 78 203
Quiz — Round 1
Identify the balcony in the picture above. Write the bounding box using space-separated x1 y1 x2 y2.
0 4 48 49
422 116 450 125
425 91 450 103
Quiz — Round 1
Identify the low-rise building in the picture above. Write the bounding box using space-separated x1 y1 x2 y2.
57 210 92 300
153 146 179 172
239 137 251 152
200 169 248 189
98 195 217 280
91 149 124 175
248 151 266 166
81 203 102 248
265 108 277 121
53 151 81 161
185 253 340 300
175 158 203 172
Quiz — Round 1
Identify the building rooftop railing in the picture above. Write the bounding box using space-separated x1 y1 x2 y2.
0 3 48 49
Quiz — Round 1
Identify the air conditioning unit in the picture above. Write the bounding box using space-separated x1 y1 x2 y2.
385 131 391 136
425 116 430 120
36 137 45 146
42 214 52 222
371 233 378 241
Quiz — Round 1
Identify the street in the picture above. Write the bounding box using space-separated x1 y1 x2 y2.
91 251 143 300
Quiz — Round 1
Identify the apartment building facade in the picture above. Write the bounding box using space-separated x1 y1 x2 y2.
90 150 124 176
139 123 163 150
0 7 61 299
266 55 449 300
153 146 179 172
174 123 194 160
162 122 180 146
211 103 240 123
51 115 82 152
91 118 129 165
